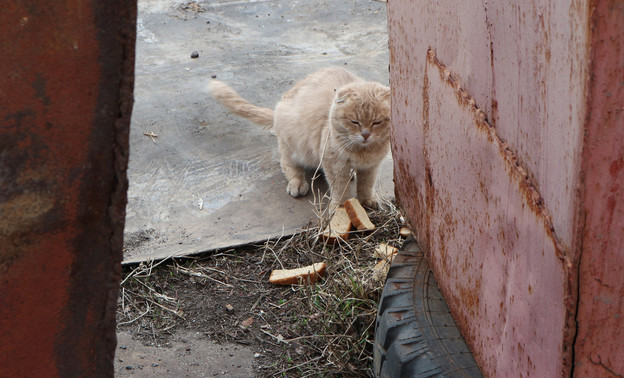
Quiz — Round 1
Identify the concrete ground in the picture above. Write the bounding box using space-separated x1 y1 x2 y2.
124 0 391 264
115 331 255 376
118 0 389 376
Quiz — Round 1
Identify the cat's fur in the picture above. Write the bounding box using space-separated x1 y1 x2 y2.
209 67 391 209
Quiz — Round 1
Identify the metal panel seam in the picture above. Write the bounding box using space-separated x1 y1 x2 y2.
425 48 576 375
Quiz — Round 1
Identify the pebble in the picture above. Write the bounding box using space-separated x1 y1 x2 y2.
191 51 199 58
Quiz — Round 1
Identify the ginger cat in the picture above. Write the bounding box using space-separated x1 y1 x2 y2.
209 67 390 210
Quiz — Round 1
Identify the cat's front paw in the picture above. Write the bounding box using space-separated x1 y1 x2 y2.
286 179 309 197
359 198 379 210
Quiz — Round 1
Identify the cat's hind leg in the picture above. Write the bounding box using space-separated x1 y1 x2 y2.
280 155 309 197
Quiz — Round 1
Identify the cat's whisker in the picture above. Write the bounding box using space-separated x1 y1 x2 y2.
337 139 357 156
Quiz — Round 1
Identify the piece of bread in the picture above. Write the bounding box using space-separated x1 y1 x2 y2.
372 255 396 282
373 243 398 259
269 262 327 285
320 207 352 242
399 226 412 238
343 198 375 231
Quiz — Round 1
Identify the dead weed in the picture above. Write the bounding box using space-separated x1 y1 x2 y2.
117 200 408 377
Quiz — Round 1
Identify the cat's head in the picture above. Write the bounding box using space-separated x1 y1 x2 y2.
330 82 391 149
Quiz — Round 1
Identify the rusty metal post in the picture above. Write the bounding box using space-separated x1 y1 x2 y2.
573 1 624 375
0 1 135 376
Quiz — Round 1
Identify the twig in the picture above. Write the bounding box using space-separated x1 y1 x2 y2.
273 356 322 377
250 294 265 312
143 131 158 144
143 296 184 318
176 265 233 288
259 328 288 344
284 334 348 343
118 303 151 326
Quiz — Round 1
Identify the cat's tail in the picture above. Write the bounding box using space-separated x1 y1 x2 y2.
209 81 274 129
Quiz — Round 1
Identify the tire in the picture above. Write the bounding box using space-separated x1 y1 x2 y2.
374 238 482 377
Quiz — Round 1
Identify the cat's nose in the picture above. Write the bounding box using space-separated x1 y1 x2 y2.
361 131 371 141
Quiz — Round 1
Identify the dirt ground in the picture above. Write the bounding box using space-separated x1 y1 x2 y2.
116 203 408 377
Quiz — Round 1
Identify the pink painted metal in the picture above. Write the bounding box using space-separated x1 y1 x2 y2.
388 0 623 376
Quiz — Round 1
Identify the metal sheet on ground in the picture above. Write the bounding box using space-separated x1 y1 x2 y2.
124 0 391 263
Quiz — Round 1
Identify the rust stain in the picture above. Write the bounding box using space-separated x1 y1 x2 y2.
420 53 436 257
573 0 624 375
390 311 404 321
0 0 135 376
609 156 624 178
426 49 569 265
424 48 578 375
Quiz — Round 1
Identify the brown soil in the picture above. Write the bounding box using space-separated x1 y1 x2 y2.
117 205 407 377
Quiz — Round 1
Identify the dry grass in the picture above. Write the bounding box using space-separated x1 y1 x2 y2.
117 198 407 377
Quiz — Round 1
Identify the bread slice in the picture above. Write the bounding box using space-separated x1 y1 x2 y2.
373 243 398 259
320 207 352 242
343 198 375 231
269 262 327 285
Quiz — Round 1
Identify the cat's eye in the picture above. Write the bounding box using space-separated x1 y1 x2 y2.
372 120 383 126
350 120 360 126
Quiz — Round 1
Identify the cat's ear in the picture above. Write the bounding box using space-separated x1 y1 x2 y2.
378 85 391 101
335 87 355 104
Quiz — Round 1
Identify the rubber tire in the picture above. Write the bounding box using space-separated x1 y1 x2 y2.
374 238 482 377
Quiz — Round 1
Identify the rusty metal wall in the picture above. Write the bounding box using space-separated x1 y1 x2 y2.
0 1 135 376
388 0 622 376
573 1 624 375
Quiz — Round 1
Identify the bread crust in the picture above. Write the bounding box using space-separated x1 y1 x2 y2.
343 198 375 231
269 262 327 285
320 207 352 242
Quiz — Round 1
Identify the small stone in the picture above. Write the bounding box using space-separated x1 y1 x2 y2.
152 363 159 367
211 74 217 79
191 51 199 58
125 366 133 370
225 304 234 312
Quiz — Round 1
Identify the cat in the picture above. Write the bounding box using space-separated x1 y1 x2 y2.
209 67 391 210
